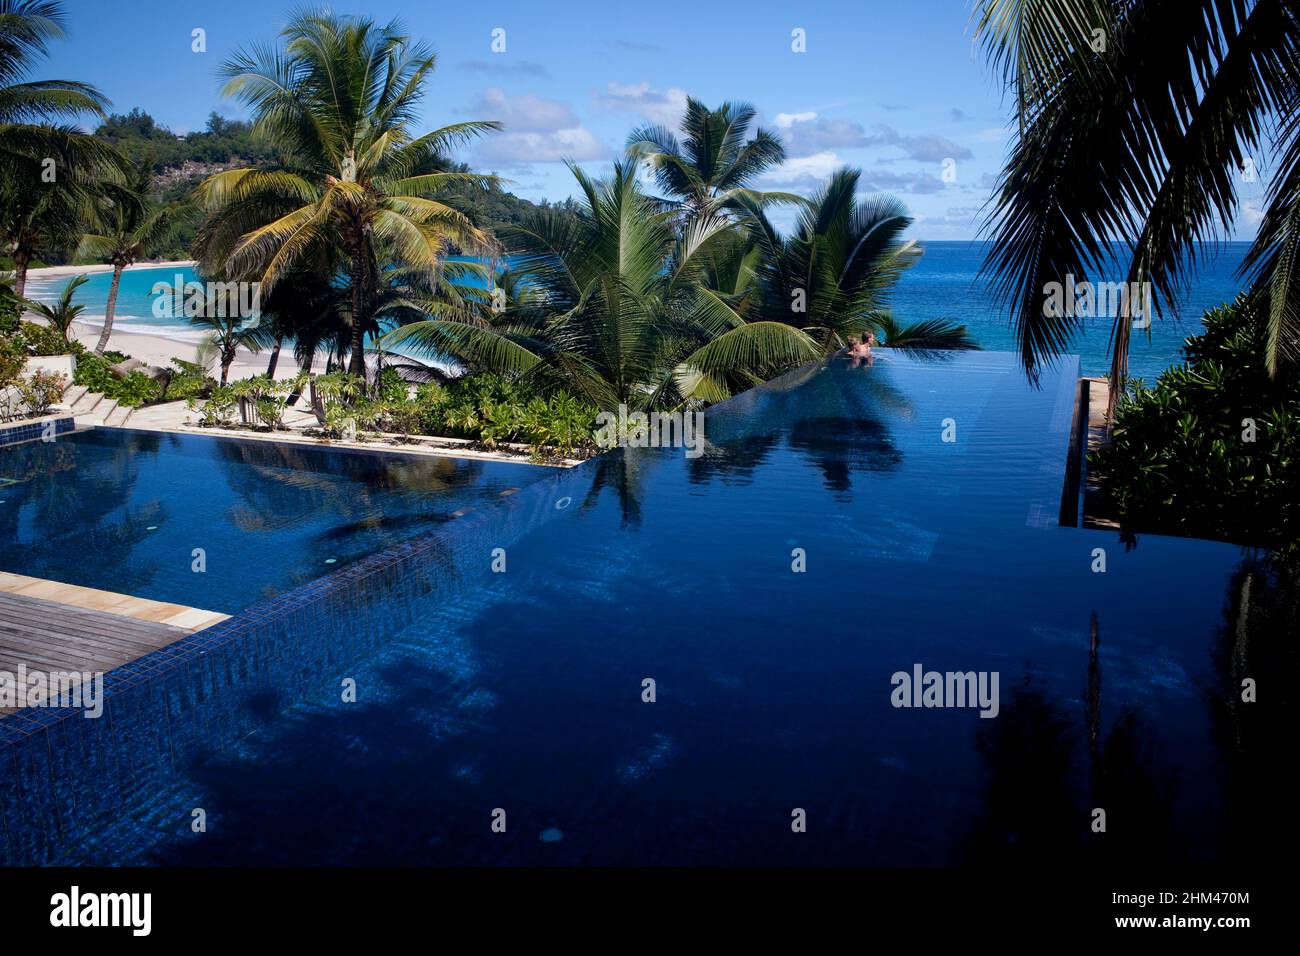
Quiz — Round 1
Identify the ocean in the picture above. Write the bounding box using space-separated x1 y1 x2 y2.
26 241 1254 382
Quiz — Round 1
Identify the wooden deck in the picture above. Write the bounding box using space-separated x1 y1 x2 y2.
0 577 228 717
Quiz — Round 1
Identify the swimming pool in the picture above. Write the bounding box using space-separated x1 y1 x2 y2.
1 352 1288 867
0 430 548 612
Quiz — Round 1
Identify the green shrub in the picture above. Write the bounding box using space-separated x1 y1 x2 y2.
375 366 409 402
0 334 24 386
1090 290 1300 552
164 358 215 402
18 321 81 357
16 370 67 415
188 385 237 426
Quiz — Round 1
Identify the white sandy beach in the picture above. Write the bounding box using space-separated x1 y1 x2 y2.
23 260 309 380
24 259 197 281
63 322 305 380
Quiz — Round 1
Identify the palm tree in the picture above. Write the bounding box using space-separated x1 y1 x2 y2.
383 160 820 409
76 164 180 354
626 97 799 219
190 308 276 386
196 9 501 382
974 0 1300 399
21 271 84 344
739 167 977 353
0 0 120 297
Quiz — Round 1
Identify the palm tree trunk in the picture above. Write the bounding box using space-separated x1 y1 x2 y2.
94 264 125 355
12 251 30 299
347 254 367 380
265 334 283 378
221 347 235 387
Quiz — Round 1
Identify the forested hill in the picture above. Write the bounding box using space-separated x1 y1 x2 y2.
94 109 576 260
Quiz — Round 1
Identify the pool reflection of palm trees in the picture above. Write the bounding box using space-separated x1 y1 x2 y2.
963 612 1177 867
207 437 498 597
0 433 165 593
1206 552 1299 863
688 357 912 495
211 437 492 535
582 451 645 529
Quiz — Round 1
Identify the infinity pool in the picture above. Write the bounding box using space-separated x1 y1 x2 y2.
0 430 547 612
1 352 1289 867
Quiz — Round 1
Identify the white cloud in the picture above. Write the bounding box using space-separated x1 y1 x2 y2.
597 81 690 128
773 113 973 163
477 128 609 166
774 111 817 128
471 88 581 134
761 152 946 196
467 89 609 167
758 151 844 190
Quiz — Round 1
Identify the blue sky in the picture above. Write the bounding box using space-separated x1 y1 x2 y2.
47 0 1264 239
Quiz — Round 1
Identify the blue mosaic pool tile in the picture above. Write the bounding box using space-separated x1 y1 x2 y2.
0 448 600 865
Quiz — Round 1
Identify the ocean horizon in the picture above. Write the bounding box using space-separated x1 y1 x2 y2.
27 240 1254 382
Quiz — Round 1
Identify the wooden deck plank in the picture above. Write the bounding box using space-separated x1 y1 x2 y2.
0 571 229 632
0 588 202 717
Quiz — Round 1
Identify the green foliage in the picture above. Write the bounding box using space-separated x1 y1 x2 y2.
18 320 81 356
0 334 24 385
73 352 160 407
405 373 599 459
374 367 410 403
164 358 214 402
1091 292 1300 552
96 109 277 174
188 385 237 426
16 369 66 415
229 374 305 428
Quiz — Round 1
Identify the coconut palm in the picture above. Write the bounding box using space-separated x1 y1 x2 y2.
190 309 276 386
76 164 181 354
21 271 85 344
0 0 120 296
974 0 1300 398
383 160 820 409
196 8 501 382
738 167 977 353
626 98 799 220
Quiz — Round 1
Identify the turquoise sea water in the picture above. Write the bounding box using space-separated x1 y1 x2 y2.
28 241 1252 380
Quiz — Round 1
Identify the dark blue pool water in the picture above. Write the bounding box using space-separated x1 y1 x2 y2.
0 430 547 612
3 352 1290 867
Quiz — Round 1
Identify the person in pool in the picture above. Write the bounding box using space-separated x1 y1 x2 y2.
847 331 876 367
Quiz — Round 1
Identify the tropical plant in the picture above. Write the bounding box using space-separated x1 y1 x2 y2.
626 97 799 219
229 373 304 428
0 0 122 297
15 366 63 413
737 167 976 353
189 306 275 386
73 351 160 407
188 384 237 426
385 160 821 410
0 270 20 331
76 163 181 354
20 271 84 345
974 0 1300 397
195 8 501 381
1090 291 1300 551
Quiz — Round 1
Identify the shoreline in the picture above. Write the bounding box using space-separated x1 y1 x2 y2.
64 320 304 380
23 260 196 283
